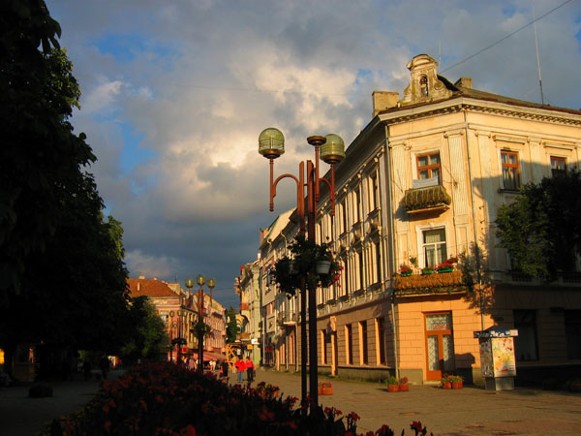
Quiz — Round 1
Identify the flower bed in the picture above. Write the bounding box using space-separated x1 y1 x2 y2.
44 361 431 435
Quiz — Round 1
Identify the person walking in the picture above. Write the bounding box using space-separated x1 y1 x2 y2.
220 360 229 381
234 356 246 383
245 356 254 383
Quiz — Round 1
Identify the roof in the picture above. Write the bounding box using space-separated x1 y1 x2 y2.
127 277 180 298
383 73 581 118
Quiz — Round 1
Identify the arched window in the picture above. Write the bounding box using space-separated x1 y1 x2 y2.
420 75 429 97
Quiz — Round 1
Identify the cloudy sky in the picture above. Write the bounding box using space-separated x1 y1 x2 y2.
46 0 581 308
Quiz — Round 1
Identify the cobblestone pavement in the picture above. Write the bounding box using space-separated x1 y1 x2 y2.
2 368 581 435
253 369 581 436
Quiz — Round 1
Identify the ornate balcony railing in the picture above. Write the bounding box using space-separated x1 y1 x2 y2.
402 184 451 214
393 270 467 297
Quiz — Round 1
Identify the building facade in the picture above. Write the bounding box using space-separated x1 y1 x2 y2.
128 276 227 363
253 54 581 385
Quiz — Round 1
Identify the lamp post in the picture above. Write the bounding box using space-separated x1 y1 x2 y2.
186 275 216 373
258 127 345 410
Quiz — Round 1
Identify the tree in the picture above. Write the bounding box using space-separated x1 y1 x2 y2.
0 0 94 301
496 169 581 281
226 308 238 343
0 1 130 376
121 296 169 363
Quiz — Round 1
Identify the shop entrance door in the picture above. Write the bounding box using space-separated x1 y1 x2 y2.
425 312 455 381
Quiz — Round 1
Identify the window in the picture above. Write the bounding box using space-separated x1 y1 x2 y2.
419 75 429 97
565 310 581 359
345 324 353 365
370 173 379 211
321 330 328 365
551 156 567 177
354 189 361 223
357 251 364 291
359 321 368 364
514 310 538 361
422 228 447 269
376 317 386 365
340 256 349 297
417 152 441 184
501 150 520 190
341 200 347 234
374 241 382 284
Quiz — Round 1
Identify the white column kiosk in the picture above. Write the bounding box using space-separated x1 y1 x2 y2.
474 327 518 391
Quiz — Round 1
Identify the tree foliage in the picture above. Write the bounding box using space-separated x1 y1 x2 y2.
121 296 169 362
0 0 93 299
496 169 581 281
226 307 238 344
0 1 131 368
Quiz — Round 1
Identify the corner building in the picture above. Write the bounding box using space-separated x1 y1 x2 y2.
257 54 581 385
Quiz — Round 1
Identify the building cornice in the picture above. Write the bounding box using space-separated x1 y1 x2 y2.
378 96 581 127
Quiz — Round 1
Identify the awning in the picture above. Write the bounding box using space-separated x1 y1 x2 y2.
191 351 226 362
402 185 451 214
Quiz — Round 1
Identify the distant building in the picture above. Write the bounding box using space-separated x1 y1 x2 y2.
128 276 226 362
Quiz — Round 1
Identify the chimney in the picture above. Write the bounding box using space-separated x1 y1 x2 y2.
372 91 400 116
455 77 472 89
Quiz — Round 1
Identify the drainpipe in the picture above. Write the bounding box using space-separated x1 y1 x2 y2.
463 112 485 332
384 129 400 380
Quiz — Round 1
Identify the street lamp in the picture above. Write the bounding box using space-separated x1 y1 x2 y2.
258 127 345 410
185 275 216 373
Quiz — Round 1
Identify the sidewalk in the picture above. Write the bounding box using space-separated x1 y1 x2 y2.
253 369 581 435
2 368 581 435
0 371 120 435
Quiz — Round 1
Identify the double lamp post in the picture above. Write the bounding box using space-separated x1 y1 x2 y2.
185 275 216 373
258 127 345 410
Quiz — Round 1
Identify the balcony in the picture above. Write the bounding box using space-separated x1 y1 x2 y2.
277 311 298 326
393 270 467 297
402 184 451 215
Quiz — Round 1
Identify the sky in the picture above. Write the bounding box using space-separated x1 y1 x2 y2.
46 0 581 309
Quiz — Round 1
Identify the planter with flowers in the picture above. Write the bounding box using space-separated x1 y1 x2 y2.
441 374 463 389
387 375 399 392
421 267 434 275
272 235 341 296
436 256 458 274
450 375 463 389
440 375 452 389
398 377 410 392
399 264 413 277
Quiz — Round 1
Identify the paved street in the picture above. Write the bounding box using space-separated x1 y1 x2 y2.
254 369 581 436
1 368 581 435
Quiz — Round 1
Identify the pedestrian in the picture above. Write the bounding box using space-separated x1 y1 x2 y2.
245 356 254 383
234 356 246 383
220 360 229 380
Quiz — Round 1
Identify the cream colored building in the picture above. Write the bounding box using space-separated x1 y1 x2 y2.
255 54 581 386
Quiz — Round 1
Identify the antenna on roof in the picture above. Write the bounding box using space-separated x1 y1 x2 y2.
533 1 545 104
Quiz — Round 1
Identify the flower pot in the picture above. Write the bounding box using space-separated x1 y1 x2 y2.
316 260 331 274
452 381 463 389
437 267 454 273
441 382 452 389
398 383 409 392
318 382 333 395
400 271 412 277
387 384 399 392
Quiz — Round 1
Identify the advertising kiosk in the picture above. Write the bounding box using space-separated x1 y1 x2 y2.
474 327 518 391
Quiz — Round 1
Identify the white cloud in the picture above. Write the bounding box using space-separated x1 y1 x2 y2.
81 80 124 114
47 0 581 308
